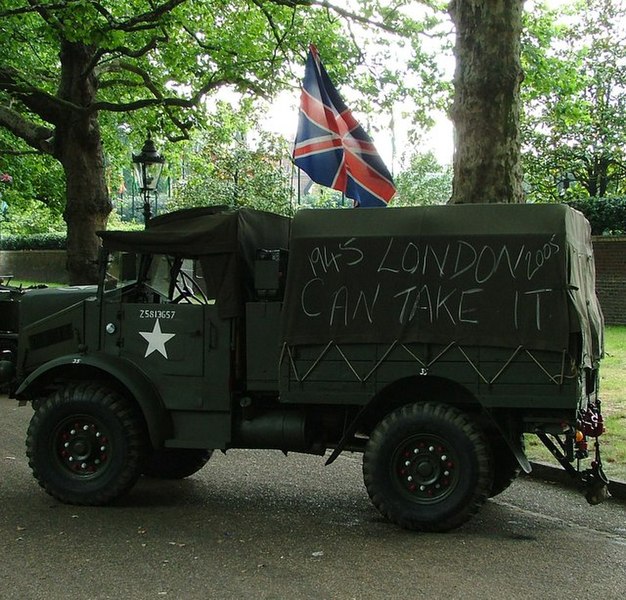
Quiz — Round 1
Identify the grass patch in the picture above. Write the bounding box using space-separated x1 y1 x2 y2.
597 325 626 480
526 325 626 481
3 279 64 288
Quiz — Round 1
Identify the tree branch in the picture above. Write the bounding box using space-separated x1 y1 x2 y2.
0 67 72 124
98 61 165 100
109 35 169 59
0 148 44 156
93 58 265 114
85 34 169 77
265 0 435 35
25 0 65 32
97 78 145 90
252 0 291 54
0 106 54 155
180 24 231 54
0 2 67 18
90 75 261 113
109 0 188 32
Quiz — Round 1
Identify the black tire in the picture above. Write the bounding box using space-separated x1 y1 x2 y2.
142 448 213 479
26 383 148 505
363 402 492 532
489 435 523 497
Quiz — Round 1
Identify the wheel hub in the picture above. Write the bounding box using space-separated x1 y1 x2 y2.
416 460 434 478
395 438 457 502
55 418 109 477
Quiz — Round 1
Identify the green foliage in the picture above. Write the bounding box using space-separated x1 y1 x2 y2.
0 232 66 250
106 209 144 231
299 186 349 209
393 151 452 206
0 0 446 259
566 197 626 236
163 102 295 216
0 189 65 236
0 0 441 163
522 0 626 203
0 130 66 234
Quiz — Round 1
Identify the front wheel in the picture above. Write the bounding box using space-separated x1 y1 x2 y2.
363 402 492 532
26 383 148 505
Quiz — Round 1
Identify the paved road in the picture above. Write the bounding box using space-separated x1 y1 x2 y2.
1 395 625 600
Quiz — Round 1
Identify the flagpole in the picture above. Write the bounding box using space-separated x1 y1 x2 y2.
297 166 301 206
289 159 296 214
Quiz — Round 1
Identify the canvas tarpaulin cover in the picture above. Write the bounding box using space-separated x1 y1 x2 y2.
281 204 603 366
98 206 291 318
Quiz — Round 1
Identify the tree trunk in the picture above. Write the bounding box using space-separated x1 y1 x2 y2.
448 0 525 204
56 41 111 284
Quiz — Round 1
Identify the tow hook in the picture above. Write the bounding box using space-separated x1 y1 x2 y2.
578 401 609 506
583 469 609 505
535 400 609 505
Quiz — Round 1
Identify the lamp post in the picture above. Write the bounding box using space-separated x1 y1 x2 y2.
132 133 165 226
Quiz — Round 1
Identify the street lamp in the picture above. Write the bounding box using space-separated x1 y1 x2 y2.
132 133 165 226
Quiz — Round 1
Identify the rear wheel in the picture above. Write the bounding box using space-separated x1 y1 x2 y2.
142 448 213 479
26 383 148 505
363 402 492 532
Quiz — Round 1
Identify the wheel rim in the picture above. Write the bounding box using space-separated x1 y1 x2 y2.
53 415 112 479
392 434 459 504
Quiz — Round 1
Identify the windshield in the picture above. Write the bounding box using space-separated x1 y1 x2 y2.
102 251 211 305
144 254 170 297
104 251 139 289
141 254 211 304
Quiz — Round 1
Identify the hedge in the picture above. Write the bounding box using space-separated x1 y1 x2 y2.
566 196 626 236
0 232 67 250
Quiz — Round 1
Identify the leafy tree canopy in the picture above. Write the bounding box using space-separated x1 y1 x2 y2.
566 196 626 236
165 100 295 215
0 0 445 282
521 0 626 202
394 150 451 205
0 0 444 154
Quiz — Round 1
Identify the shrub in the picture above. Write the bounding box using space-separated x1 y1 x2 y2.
0 232 66 250
566 197 626 235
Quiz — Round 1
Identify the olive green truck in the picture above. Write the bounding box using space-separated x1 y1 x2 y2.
0 203 608 531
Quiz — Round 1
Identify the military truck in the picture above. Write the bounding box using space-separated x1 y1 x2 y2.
0 203 608 532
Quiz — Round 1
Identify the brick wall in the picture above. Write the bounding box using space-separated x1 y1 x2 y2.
592 236 626 325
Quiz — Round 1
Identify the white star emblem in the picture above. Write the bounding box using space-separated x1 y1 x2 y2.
139 319 175 359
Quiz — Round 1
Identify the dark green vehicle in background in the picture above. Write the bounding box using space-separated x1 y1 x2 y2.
0 278 21 380
0 203 609 532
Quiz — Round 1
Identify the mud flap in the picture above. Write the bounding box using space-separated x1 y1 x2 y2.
509 435 532 474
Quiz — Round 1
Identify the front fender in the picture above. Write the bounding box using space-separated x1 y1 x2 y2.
16 354 172 448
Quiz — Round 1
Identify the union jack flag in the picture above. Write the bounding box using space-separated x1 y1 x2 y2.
293 45 395 207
